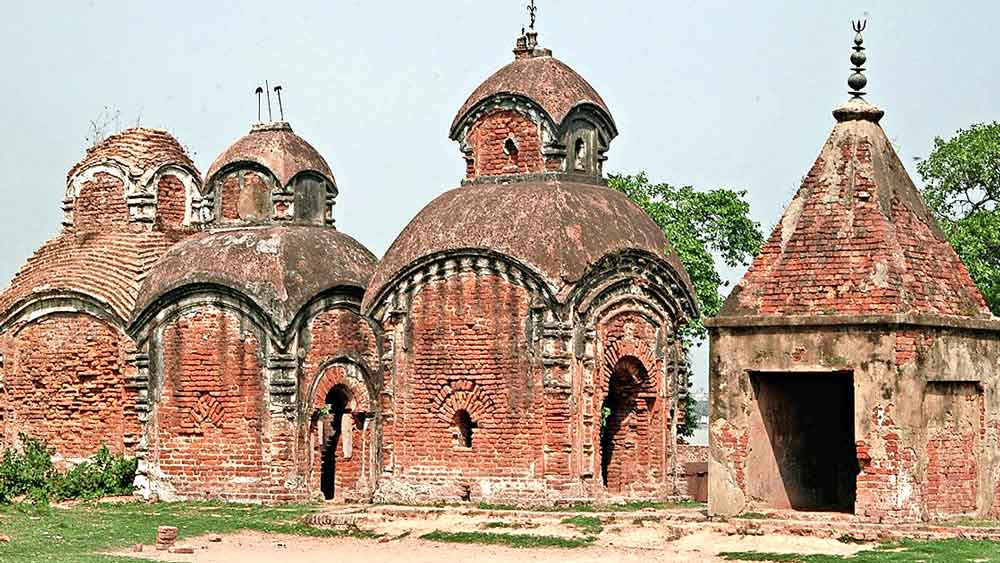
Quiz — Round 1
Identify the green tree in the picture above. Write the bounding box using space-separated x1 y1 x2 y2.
917 122 1000 315
609 172 764 438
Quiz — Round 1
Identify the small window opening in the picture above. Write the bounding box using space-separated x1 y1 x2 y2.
503 137 519 160
454 409 476 448
574 138 587 171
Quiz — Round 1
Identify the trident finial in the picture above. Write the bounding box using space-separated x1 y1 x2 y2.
254 86 264 122
273 85 284 121
848 19 868 100
527 0 537 31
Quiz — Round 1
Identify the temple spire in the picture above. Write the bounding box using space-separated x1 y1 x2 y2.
514 1 543 57
848 19 868 100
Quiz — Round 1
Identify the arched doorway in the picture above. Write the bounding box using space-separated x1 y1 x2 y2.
320 384 353 501
600 356 647 493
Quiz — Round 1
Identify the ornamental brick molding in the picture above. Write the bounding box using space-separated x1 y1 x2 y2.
182 393 225 434
432 381 497 425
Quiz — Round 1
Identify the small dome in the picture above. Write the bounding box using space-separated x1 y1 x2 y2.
135 225 377 328
363 179 695 313
205 122 336 188
450 49 616 139
68 128 198 183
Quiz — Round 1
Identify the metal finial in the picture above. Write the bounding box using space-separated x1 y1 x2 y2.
527 0 537 31
254 86 263 122
848 19 868 100
265 79 273 122
274 85 284 121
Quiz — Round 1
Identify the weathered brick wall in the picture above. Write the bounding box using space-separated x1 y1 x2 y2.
381 272 546 502
594 311 667 497
299 308 379 501
0 313 139 457
74 173 129 230
465 110 545 179
922 383 982 517
153 307 268 500
155 176 187 230
307 365 371 501
218 171 271 223
710 325 1000 522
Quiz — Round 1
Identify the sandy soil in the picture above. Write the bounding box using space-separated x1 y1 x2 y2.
116 528 870 563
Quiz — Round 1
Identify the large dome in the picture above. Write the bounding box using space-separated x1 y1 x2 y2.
363 179 695 312
205 122 335 188
135 225 377 328
450 50 615 138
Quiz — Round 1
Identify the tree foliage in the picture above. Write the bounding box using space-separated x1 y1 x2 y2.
609 172 764 437
917 122 1000 315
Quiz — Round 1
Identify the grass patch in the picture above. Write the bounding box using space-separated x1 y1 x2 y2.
561 515 603 535
720 538 1000 562
735 512 771 520
420 530 594 549
483 521 525 529
936 517 1000 529
0 500 372 563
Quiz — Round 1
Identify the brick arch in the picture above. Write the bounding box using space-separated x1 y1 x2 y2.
311 362 371 413
432 380 497 425
601 332 657 386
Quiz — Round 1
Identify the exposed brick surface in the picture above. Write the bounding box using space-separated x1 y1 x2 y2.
0 313 139 456
595 312 667 496
384 273 545 499
74 173 130 229
155 176 187 230
465 110 545 179
154 308 267 499
724 118 991 319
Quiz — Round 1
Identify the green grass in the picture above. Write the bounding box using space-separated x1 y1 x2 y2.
420 530 594 549
483 521 526 529
561 515 603 535
721 538 1000 562
0 501 373 563
735 512 771 520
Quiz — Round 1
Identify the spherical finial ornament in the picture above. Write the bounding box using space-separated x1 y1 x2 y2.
848 19 868 100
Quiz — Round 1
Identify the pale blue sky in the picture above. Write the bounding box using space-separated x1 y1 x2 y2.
2 1 998 397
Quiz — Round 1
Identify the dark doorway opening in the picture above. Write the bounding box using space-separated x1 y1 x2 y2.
600 357 645 492
750 372 858 512
320 384 352 501
453 409 475 448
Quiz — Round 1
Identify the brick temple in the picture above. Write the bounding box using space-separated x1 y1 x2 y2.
0 26 698 505
707 26 1000 522
2 17 998 522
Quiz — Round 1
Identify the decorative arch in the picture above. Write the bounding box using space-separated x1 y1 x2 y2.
309 360 372 414
366 249 561 323
431 380 496 427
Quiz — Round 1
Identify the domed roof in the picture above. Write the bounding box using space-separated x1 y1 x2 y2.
450 49 615 138
135 225 377 328
68 128 198 183
205 122 336 188
363 179 695 313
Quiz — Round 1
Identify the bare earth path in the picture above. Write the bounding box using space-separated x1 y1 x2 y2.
117 529 868 563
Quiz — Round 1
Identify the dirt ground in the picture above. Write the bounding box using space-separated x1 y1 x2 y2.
116 529 869 563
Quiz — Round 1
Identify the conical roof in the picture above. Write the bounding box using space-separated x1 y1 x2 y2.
720 100 992 321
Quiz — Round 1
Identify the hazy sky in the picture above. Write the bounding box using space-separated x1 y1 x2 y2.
2 1 998 395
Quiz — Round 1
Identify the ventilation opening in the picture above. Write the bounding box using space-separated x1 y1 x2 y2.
748 372 858 512
459 483 472 502
600 357 645 492
320 384 353 501
574 138 587 171
454 409 476 448
503 137 519 160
